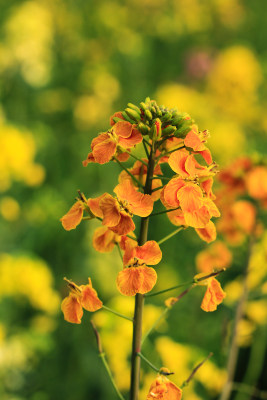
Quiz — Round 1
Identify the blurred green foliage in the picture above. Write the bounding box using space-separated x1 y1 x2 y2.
0 0 267 399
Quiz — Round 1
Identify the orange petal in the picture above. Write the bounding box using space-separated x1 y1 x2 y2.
87 194 106 218
116 151 130 162
100 194 121 227
246 166 267 200
92 133 116 164
167 208 186 226
82 152 95 166
122 239 136 266
201 278 226 312
110 212 135 236
110 111 124 126
118 128 143 148
147 376 182 400
184 130 205 151
198 149 212 165
195 221 217 243
114 180 153 217
81 281 103 312
164 177 185 208
112 121 133 138
177 183 203 213
135 241 162 265
60 201 83 231
184 206 211 228
168 149 190 176
92 226 118 253
61 294 83 324
116 265 157 296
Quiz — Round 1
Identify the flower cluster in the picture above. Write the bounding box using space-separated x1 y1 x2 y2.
60 98 224 400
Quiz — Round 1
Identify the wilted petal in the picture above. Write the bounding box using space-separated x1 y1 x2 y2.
100 194 121 227
60 201 83 231
61 294 83 324
81 279 103 312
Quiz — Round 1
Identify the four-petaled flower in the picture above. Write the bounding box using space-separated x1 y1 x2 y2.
146 368 182 400
61 278 102 324
117 240 162 296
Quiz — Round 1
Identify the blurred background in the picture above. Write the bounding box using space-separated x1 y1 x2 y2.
0 0 267 399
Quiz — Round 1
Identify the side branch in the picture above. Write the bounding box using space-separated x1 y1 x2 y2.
181 352 213 388
91 321 125 400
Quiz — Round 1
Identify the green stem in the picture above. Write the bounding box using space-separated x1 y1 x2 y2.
143 140 149 158
150 207 180 217
157 227 184 245
150 176 171 181
180 352 213 388
116 243 123 261
127 234 138 242
130 137 155 400
151 185 164 193
146 269 226 298
99 353 125 400
91 321 125 400
124 150 148 166
143 138 152 147
114 157 144 190
102 305 133 322
137 352 160 373
155 145 185 161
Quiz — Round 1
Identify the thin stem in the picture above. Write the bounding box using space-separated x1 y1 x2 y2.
143 138 152 147
124 150 148 166
90 321 125 400
127 234 138 242
102 305 133 322
155 145 185 161
157 227 184 245
116 243 123 261
151 185 164 193
219 237 254 400
146 269 226 298
143 140 149 158
232 382 267 399
181 352 213 388
114 157 144 190
150 207 180 217
150 176 171 181
137 352 160 373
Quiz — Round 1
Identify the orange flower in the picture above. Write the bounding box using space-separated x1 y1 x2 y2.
92 226 120 253
195 221 217 243
196 241 232 273
83 121 142 165
147 368 182 400
195 273 226 312
119 159 163 201
164 177 220 228
117 240 161 296
184 128 212 164
61 278 102 324
168 149 213 178
246 166 267 201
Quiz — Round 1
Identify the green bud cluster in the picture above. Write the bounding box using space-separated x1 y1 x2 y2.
111 98 194 140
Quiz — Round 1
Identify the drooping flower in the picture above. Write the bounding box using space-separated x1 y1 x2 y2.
146 368 182 400
60 201 84 231
195 273 226 312
116 240 161 296
61 278 102 324
83 121 142 165
92 226 120 253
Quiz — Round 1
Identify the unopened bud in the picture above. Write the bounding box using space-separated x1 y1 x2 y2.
161 112 173 123
127 103 141 113
125 108 141 122
144 109 153 120
162 125 177 136
121 111 135 123
140 102 148 111
138 122 150 135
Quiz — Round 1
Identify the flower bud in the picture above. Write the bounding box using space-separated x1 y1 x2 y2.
127 102 141 112
125 108 141 122
121 111 135 123
138 122 150 135
161 112 173 123
162 125 177 136
144 109 153 120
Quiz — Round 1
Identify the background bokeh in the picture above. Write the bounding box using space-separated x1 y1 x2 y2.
1 0 267 399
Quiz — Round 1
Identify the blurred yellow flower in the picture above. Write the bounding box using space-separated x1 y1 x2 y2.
0 254 60 314
236 319 255 347
0 196 20 221
246 300 267 325
0 125 45 191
